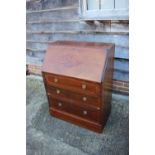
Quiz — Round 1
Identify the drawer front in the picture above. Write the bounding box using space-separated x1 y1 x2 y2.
48 97 101 123
47 86 101 107
43 73 101 97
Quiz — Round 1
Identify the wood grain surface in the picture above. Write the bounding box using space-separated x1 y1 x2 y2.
42 41 114 83
42 41 114 133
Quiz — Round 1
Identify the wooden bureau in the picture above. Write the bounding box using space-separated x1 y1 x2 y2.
42 41 115 133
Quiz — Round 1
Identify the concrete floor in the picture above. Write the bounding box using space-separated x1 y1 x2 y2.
26 75 129 155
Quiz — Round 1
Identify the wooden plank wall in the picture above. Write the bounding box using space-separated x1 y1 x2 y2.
26 0 129 83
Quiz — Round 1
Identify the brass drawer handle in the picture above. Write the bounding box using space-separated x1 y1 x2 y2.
58 102 62 107
56 89 60 94
82 84 86 90
47 93 50 96
82 96 87 102
83 110 87 115
54 78 58 83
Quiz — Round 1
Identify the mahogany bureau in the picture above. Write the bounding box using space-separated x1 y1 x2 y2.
42 41 115 133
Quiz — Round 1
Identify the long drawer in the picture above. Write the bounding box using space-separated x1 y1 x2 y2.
48 97 101 123
46 85 101 108
43 72 101 97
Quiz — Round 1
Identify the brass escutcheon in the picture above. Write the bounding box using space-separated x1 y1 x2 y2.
54 78 58 83
82 84 86 89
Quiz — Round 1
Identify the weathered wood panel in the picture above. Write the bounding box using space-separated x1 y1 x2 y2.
26 0 43 11
26 21 111 32
27 0 78 11
27 20 129 34
111 20 129 33
115 46 128 59
27 49 45 59
26 55 43 65
26 6 79 22
113 70 128 81
26 33 128 47
114 59 129 72
51 33 128 47
26 33 50 42
61 0 78 6
27 42 48 51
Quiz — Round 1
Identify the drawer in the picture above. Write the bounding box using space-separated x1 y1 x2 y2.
46 86 101 108
48 97 101 123
43 73 101 97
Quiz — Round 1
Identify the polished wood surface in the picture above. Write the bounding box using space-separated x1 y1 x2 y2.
48 97 101 123
46 86 101 108
42 41 113 83
42 41 115 133
44 72 101 97
50 108 103 133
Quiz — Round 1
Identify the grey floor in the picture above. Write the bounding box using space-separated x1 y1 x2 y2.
26 75 129 155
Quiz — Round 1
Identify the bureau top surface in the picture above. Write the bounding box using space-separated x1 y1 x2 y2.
42 41 113 83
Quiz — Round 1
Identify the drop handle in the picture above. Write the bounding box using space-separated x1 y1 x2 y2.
54 78 58 83
82 84 87 90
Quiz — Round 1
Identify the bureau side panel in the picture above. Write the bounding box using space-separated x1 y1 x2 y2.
42 72 52 109
101 45 115 124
